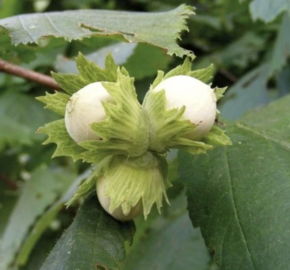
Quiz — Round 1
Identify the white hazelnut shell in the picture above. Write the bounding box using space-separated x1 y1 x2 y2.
96 177 143 221
65 82 112 143
153 75 217 140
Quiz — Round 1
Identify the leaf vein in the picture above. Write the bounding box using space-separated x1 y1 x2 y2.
236 122 290 150
225 148 257 269
17 15 37 43
44 14 62 35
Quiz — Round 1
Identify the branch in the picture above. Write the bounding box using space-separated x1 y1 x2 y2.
219 68 237 83
0 58 61 91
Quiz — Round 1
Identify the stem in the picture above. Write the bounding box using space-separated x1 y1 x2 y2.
0 172 18 190
220 68 237 83
0 58 61 91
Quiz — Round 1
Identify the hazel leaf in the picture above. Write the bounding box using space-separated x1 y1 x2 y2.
40 194 135 270
0 5 194 59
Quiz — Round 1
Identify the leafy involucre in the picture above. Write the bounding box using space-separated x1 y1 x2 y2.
52 53 118 95
143 58 231 154
40 195 135 270
0 5 194 58
79 68 149 162
179 95 290 270
36 92 70 116
38 119 85 162
101 153 170 218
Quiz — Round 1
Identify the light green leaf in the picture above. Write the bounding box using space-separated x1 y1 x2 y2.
0 165 74 270
38 119 85 162
0 5 194 58
250 0 290 23
40 194 135 270
179 95 290 270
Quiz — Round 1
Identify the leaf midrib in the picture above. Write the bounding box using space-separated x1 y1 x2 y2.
224 148 257 270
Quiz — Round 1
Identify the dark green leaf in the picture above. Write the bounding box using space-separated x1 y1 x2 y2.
179 95 290 270
40 195 135 270
124 192 211 270
0 165 73 270
17 169 88 267
0 5 194 58
0 115 33 151
0 90 58 141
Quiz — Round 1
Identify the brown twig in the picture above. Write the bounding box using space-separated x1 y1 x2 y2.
0 172 18 190
220 68 237 83
0 58 61 91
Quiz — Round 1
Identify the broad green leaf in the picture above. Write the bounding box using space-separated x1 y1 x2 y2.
124 213 210 270
0 165 74 270
0 90 58 141
40 194 135 270
267 14 290 78
123 43 171 80
0 5 194 58
0 115 33 151
0 183 18 238
16 169 89 267
219 64 268 120
179 95 290 270
250 0 290 23
124 192 211 270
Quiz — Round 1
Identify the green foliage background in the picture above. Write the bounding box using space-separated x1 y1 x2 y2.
0 0 290 270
